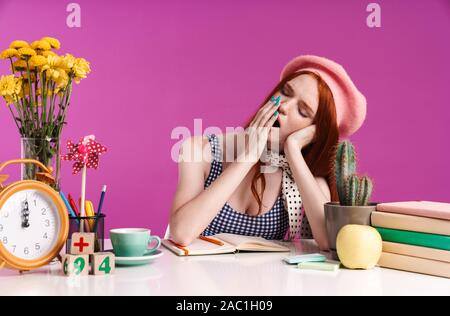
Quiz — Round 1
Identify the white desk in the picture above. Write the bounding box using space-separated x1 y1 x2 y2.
0 240 448 296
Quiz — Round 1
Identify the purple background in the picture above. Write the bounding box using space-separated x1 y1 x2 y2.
0 0 449 237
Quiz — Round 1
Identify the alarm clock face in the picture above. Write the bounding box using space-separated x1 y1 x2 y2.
0 189 61 260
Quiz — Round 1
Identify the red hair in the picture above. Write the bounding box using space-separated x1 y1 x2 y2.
245 70 339 214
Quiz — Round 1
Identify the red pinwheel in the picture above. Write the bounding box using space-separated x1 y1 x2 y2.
61 135 108 232
61 135 107 174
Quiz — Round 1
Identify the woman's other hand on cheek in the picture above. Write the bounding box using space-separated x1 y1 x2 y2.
284 124 317 154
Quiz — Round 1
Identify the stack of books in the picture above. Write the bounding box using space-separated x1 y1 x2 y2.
371 201 450 278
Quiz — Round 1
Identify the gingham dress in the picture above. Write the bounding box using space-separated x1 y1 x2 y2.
200 134 290 240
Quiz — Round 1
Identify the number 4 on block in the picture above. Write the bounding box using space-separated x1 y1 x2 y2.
91 252 115 275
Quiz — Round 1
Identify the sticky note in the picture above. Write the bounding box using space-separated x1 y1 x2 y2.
283 253 326 265
297 261 340 272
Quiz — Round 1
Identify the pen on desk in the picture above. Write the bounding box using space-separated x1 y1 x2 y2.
199 236 224 246
93 185 107 233
59 191 79 223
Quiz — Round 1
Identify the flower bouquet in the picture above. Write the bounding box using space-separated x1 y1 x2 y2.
0 37 91 190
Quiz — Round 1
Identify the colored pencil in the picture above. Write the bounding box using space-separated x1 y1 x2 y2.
59 191 79 223
93 185 107 233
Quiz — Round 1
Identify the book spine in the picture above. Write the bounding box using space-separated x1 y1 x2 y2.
378 252 450 279
376 203 450 221
371 212 450 236
374 227 450 251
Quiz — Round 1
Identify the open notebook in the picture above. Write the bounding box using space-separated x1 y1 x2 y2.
162 233 290 256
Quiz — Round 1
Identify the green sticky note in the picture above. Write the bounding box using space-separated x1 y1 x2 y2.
297 261 340 272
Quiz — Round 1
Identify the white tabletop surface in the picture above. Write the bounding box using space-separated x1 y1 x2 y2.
0 239 448 296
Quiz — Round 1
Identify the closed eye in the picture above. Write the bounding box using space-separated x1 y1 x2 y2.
280 86 308 117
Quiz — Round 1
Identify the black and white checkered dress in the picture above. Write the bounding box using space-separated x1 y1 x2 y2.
200 134 291 240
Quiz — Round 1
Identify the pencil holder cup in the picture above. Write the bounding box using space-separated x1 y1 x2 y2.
66 214 106 254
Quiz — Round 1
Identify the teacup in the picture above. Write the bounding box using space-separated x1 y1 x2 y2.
110 228 161 257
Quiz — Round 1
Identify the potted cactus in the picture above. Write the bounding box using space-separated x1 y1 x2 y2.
324 140 377 259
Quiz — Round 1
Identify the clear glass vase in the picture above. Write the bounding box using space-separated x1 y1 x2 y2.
21 137 61 191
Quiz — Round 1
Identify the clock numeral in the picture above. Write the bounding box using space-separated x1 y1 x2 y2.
2 236 7 245
3 211 9 218
0 224 3 232
24 247 29 255
44 219 50 227
34 200 37 207
43 233 48 239
42 208 47 216
35 243 41 251
12 245 16 253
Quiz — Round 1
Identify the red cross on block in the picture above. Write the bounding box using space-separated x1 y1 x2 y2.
70 232 95 255
74 237 89 252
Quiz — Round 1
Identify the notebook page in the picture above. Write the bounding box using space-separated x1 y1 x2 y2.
213 233 287 250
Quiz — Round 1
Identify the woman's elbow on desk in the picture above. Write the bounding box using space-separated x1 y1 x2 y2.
168 221 197 246
170 234 196 247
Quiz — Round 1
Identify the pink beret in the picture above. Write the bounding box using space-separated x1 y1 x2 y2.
280 55 367 138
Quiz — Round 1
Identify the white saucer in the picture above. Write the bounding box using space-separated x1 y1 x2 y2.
105 249 164 266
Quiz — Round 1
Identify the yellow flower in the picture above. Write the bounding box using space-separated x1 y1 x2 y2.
42 55 62 82
29 55 47 68
45 68 68 88
0 48 18 59
0 75 21 104
31 40 51 51
54 69 69 88
41 37 61 50
45 55 62 68
45 68 60 80
9 40 29 50
73 57 91 83
18 47 37 59
40 50 57 57
12 60 27 71
60 53 76 71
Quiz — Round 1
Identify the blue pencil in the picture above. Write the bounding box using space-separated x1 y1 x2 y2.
93 185 107 232
59 191 79 223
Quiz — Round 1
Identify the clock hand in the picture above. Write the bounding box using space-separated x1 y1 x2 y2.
21 200 30 228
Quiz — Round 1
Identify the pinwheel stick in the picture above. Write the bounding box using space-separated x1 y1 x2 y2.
80 165 87 232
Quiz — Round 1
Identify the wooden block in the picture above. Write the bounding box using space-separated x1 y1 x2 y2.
91 252 115 275
70 232 95 255
62 254 89 276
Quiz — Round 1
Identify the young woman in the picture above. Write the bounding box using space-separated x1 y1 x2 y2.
169 55 366 250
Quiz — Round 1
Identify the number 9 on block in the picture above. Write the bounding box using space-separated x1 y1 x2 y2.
62 254 89 276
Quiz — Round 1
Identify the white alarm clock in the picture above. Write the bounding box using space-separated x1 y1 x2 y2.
0 159 69 271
